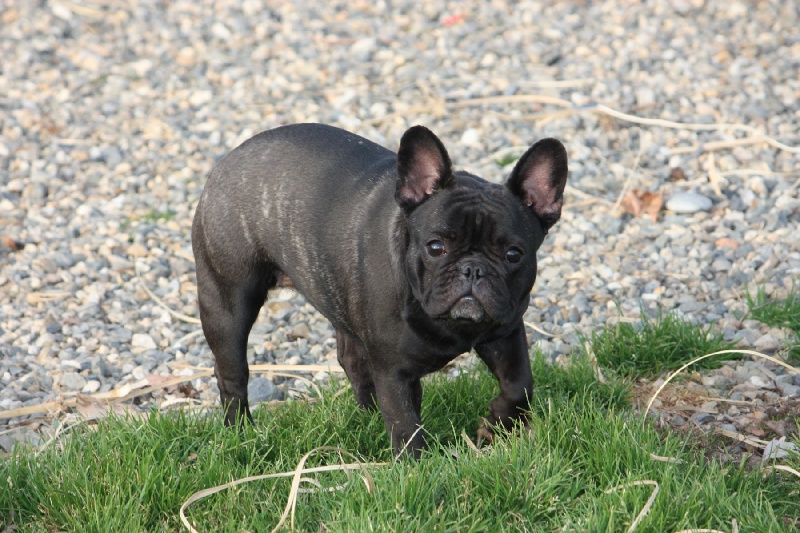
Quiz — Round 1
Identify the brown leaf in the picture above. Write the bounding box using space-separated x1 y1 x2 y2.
180 451 199 470
1 235 21 251
620 189 664 221
715 237 739 249
669 167 687 181
177 382 198 398
764 419 790 437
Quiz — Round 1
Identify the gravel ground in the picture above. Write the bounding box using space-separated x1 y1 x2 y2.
1 0 799 450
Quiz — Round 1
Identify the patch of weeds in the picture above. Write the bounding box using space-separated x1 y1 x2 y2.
118 208 176 243
140 207 176 223
746 284 800 360
587 311 738 379
747 285 800 336
494 152 520 168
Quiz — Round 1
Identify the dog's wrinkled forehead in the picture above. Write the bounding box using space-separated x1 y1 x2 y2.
421 185 526 245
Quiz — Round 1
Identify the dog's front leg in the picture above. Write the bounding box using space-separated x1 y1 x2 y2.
372 366 425 458
474 323 534 441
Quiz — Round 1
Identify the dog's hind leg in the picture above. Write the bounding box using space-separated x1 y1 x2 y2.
194 231 274 426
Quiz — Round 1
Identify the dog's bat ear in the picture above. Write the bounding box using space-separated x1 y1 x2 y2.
506 138 568 230
395 125 455 211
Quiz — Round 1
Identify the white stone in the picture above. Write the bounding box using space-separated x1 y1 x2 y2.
748 375 771 389
460 128 481 147
189 90 213 107
665 192 713 213
82 380 101 393
131 333 157 350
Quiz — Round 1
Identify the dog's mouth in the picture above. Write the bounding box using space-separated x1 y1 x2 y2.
447 295 486 322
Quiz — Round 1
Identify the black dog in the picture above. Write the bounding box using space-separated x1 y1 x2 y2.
192 124 567 457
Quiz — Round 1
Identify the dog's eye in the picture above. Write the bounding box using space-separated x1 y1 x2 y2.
505 247 523 263
426 240 446 257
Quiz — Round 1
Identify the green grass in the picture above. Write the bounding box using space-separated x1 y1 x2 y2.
747 285 800 360
588 311 738 379
2 352 797 532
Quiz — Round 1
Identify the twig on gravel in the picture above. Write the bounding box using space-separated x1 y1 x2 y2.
696 396 756 405
519 79 594 88
718 169 799 178
0 364 345 436
713 427 768 449
593 104 800 154
611 127 646 213
158 398 210 411
450 94 800 155
361 103 446 126
451 94 575 109
669 137 778 155
52 0 106 18
26 291 71 304
593 104 753 134
173 329 205 348
135 261 201 324
564 184 614 206
524 321 555 338
706 152 724 196
488 109 578 124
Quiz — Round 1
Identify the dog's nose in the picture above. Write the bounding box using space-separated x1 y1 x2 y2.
460 262 484 280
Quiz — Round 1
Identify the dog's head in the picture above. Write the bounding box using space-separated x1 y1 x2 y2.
395 126 568 328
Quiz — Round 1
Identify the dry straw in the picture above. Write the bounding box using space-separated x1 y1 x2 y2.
603 480 659 533
179 446 388 533
644 349 799 419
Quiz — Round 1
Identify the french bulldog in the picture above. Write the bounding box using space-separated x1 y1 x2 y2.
192 123 568 457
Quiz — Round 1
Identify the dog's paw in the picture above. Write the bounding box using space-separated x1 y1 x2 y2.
476 425 494 447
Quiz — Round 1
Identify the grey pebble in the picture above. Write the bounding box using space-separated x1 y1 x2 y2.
690 412 715 424
763 439 799 463
60 372 87 392
248 377 279 403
